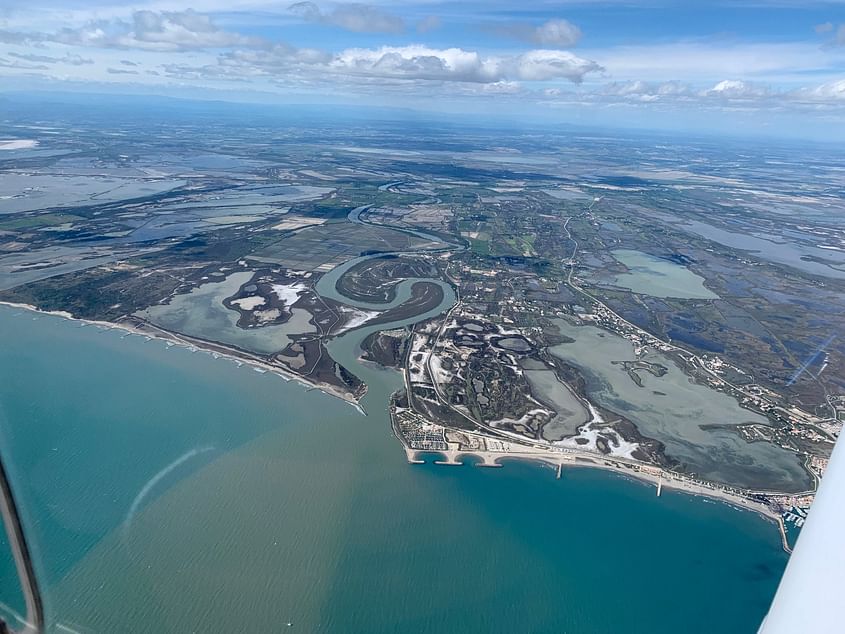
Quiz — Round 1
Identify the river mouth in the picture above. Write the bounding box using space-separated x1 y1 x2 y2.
321 262 457 412
317 232 809 496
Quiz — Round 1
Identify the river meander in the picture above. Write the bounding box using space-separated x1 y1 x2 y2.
0 277 789 632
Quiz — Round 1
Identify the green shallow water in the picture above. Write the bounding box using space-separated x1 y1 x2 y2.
0 304 787 633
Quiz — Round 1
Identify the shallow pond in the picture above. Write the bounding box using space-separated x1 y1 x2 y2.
549 319 811 492
603 249 719 299
138 271 315 355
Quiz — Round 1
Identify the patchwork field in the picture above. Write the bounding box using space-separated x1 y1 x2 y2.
250 222 441 271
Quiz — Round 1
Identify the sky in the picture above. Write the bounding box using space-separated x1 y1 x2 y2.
1 1 845 139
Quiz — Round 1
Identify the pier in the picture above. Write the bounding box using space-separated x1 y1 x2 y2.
395 418 798 553
776 516 793 554
404 448 425 464
433 449 464 466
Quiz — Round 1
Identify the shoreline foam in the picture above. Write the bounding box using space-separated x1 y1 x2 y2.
0 301 365 414
0 301 795 552
402 443 795 553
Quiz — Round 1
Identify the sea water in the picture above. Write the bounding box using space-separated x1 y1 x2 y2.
0 305 787 633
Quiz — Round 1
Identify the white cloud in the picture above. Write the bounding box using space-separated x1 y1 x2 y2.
704 79 770 99
792 79 845 101
160 42 329 81
0 29 35 45
533 19 582 47
510 49 600 81
0 4 843 120
540 77 845 114
1 10 265 51
328 45 601 83
288 2 404 34
480 80 522 94
815 21 845 47
0 55 47 70
600 80 692 101
495 18 582 48
417 15 441 34
331 45 495 82
220 44 330 71
8 51 93 65
155 43 602 89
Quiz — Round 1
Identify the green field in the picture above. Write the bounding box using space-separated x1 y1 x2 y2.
0 213 84 230
251 222 439 271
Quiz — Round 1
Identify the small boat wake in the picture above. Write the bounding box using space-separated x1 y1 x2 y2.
122 446 215 537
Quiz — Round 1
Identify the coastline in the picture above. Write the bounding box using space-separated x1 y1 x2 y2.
0 301 365 414
1 300 796 552
400 439 795 553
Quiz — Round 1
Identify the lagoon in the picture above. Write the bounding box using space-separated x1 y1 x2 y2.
549 318 811 492
137 271 315 355
605 249 719 299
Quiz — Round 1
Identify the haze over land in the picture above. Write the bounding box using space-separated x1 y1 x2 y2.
1 1 845 139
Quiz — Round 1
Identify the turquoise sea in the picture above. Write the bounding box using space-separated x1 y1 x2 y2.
0 303 787 633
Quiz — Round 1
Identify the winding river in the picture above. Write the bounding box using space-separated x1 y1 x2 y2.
323 275 455 409
315 215 458 410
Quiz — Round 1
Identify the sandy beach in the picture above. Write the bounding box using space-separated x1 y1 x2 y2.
0 301 365 413
402 439 796 552
1 300 796 552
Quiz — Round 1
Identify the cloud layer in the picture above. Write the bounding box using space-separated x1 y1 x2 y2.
288 2 405 34
157 43 603 89
1 10 264 51
330 46 601 83
497 19 582 48
544 78 845 111
0 3 844 129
